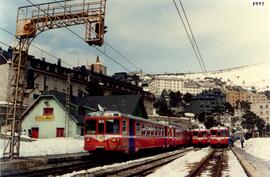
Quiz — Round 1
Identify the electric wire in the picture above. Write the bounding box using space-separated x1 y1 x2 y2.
0 26 74 67
172 0 206 75
53 0 138 72
178 0 207 73
26 0 132 72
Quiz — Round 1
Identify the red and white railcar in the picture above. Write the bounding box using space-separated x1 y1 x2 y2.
210 126 229 148
191 129 210 147
84 111 187 154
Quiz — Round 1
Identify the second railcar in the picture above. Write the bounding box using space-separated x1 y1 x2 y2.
191 129 210 147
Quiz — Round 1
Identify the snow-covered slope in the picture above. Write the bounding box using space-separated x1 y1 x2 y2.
150 62 270 91
190 63 270 91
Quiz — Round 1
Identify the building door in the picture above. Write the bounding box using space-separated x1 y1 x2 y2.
31 128 39 139
56 128 65 137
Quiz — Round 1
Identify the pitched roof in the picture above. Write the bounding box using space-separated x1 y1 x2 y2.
23 90 147 124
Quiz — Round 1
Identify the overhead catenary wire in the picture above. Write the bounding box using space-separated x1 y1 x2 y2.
172 0 207 75
26 0 132 72
53 0 139 72
0 26 75 68
178 0 207 73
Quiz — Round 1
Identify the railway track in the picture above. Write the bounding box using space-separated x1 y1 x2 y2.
186 148 225 177
1 148 194 177
74 148 196 177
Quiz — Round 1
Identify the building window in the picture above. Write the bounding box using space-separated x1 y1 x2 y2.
43 107 53 115
80 128 84 136
56 128 65 137
44 85 48 91
33 94 40 99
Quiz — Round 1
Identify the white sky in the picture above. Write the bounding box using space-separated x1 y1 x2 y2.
0 0 269 74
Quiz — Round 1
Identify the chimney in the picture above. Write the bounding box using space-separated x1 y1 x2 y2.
57 59 61 67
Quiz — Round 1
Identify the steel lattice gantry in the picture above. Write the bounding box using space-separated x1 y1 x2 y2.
4 0 107 159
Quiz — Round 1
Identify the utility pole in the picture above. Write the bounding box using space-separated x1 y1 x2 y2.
65 74 71 138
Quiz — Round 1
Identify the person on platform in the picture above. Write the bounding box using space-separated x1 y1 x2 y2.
240 134 245 148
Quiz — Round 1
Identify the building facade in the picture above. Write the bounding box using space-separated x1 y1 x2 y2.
226 88 267 107
0 54 154 118
148 76 219 96
149 77 185 96
250 101 270 124
185 89 226 115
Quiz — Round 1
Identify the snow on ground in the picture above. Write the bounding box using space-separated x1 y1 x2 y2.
146 148 211 177
0 137 85 158
222 150 247 177
235 138 270 161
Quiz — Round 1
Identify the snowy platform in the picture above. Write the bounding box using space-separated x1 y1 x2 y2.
232 147 270 177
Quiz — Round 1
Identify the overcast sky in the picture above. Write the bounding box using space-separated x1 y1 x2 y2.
0 0 269 75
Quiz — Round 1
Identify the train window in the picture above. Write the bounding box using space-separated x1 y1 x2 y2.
162 128 165 136
151 127 154 136
136 122 141 135
211 130 217 136
122 120 127 135
98 120 104 134
155 126 158 136
193 132 198 136
106 119 120 134
142 124 146 135
202 132 207 137
147 124 151 135
221 130 227 137
85 120 96 134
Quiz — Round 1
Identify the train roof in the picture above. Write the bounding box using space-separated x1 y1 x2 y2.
210 126 228 130
85 111 185 130
192 129 209 132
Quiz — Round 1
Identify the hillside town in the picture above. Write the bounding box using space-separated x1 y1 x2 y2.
0 0 269 177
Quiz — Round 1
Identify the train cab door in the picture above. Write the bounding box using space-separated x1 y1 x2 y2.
165 126 168 148
173 128 176 147
129 119 135 153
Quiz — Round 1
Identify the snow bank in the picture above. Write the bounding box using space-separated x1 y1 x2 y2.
147 148 211 177
235 138 270 161
0 138 85 158
222 150 247 177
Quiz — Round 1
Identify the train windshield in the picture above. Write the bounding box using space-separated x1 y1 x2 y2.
211 130 217 136
193 132 198 136
221 130 227 137
106 119 120 134
85 120 96 134
202 132 207 137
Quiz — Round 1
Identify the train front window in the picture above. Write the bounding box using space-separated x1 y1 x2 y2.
98 120 104 134
106 119 120 134
211 130 217 136
221 130 227 137
85 120 96 134
193 132 198 136
202 132 207 137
